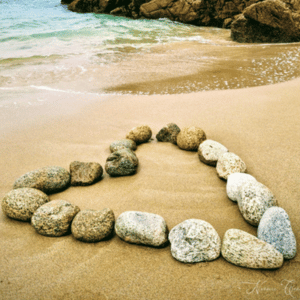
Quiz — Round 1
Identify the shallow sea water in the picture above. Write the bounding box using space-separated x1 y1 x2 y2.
1 0 300 107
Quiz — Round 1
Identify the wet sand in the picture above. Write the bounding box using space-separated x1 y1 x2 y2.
1 78 300 299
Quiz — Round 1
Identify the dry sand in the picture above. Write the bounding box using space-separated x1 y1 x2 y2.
1 79 300 299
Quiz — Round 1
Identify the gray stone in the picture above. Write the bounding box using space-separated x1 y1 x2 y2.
198 139 228 166
169 219 221 263
110 139 137 152
126 125 152 145
238 181 278 226
32 200 80 237
1 188 49 222
115 211 168 247
177 126 206 151
216 152 247 180
226 173 257 202
105 148 139 177
71 208 115 242
258 207 297 259
13 166 70 195
70 161 103 186
221 229 284 269
156 123 181 145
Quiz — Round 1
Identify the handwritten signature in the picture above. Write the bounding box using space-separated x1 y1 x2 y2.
241 279 300 298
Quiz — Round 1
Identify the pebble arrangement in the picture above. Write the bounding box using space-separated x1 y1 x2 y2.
1 123 297 269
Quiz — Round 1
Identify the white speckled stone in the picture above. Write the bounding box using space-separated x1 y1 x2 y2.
226 173 257 202
169 219 221 263
115 211 168 247
216 152 247 180
198 140 228 166
221 229 284 269
238 181 278 226
258 207 297 259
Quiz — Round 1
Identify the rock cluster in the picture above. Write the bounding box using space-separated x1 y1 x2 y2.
231 0 300 43
63 0 300 43
1 124 297 269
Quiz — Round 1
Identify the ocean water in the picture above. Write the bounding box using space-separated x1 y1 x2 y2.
1 0 300 106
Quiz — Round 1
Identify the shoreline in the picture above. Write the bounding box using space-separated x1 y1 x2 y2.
1 79 300 299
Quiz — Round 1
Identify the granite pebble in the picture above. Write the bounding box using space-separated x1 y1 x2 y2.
1 188 49 221
226 173 257 202
221 229 284 269
32 200 80 237
115 211 168 247
169 219 221 263
71 208 115 242
126 125 152 145
13 166 70 194
70 161 103 186
239 181 277 226
258 207 297 259
110 139 137 152
198 139 228 166
177 126 206 151
156 123 181 145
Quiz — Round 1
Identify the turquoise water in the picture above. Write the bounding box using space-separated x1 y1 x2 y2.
1 0 300 100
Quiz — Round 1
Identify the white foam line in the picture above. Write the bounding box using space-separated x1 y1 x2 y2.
29 85 107 96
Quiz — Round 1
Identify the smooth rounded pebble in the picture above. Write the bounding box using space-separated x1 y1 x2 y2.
115 211 168 247
31 200 80 237
169 219 221 263
126 125 152 145
70 161 103 186
238 181 277 226
177 126 206 151
221 229 284 269
1 188 49 222
258 207 297 259
216 152 247 180
156 123 181 145
198 139 228 166
105 148 139 177
71 208 115 242
109 139 137 152
13 166 70 194
226 173 257 202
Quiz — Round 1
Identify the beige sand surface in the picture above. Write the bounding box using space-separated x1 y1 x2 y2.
1 79 300 299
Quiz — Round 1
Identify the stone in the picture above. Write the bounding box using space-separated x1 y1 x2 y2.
110 139 137 152
198 139 228 166
238 181 278 226
70 161 103 186
216 152 247 180
105 148 139 177
1 188 49 222
71 208 115 242
231 0 300 43
156 123 181 145
221 229 284 269
226 173 257 202
13 166 70 195
169 219 221 263
115 211 168 247
31 200 80 237
126 125 152 145
177 126 206 151
258 207 297 259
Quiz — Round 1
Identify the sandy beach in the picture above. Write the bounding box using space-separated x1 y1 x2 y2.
1 78 300 299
